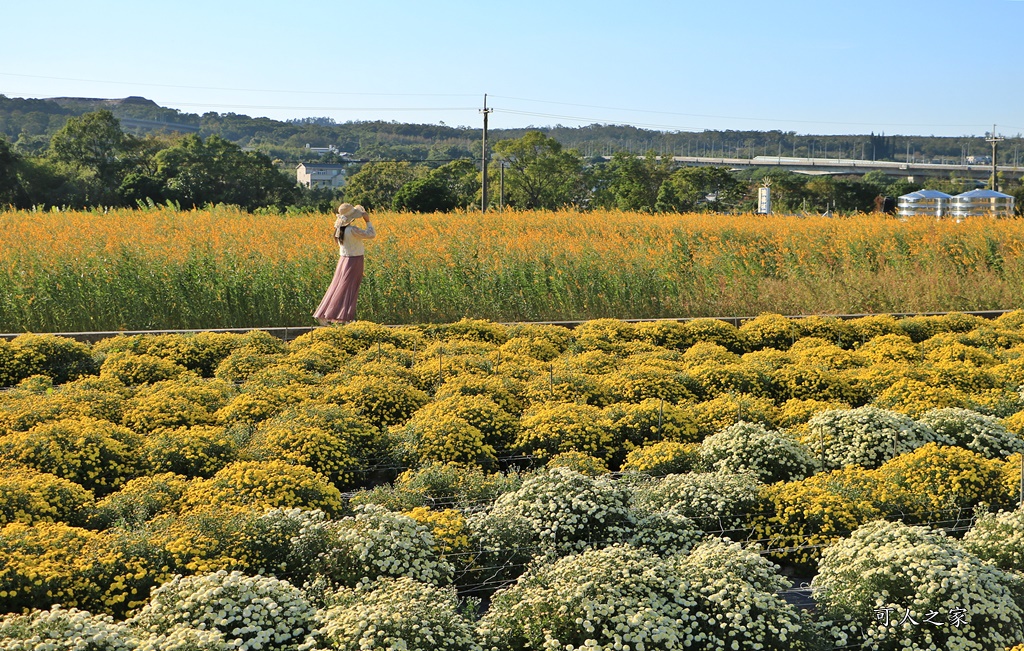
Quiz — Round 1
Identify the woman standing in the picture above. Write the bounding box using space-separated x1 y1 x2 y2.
313 203 375 325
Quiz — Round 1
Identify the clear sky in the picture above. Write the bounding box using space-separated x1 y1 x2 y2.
2 0 1022 137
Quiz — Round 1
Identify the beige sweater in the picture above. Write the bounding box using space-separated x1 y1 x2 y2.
336 221 376 257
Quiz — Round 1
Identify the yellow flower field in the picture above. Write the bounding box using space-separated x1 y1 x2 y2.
2 207 1024 331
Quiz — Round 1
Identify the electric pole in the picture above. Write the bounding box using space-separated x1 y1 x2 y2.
480 94 493 212
986 125 1004 191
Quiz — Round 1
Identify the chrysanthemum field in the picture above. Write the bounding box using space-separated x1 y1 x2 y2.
1 314 1023 651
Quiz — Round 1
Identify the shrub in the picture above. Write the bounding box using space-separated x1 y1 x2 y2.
876 443 1014 518
100 351 186 385
545 451 609 476
684 317 745 352
282 340 348 375
874 376 973 415
633 319 692 350
349 462 520 512
690 393 779 440
214 382 318 427
605 398 700 452
135 625 231 651
212 347 282 384
633 471 763 535
777 397 852 429
602 364 695 404
0 463 94 527
408 394 519 452
313 577 481 651
144 425 238 479
323 375 428 430
801 406 945 470
917 407 1024 458
434 374 526 417
620 441 701 476
516 402 616 461
814 519 1024 651
0 417 144 496
289 504 453 589
755 477 883 572
499 336 560 362
0 606 136 651
181 460 344 516
793 314 857 345
483 467 633 559
128 570 314 651
89 472 189 529
846 314 901 343
423 317 509 345
689 362 768 400
243 416 361 488
857 333 921 364
523 369 612 407
788 338 865 370
961 507 1024 571
398 411 498 468
122 376 235 434
572 318 638 351
739 313 800 350
504 322 574 352
680 341 740 366
8 334 97 385
700 421 818 483
774 364 863 404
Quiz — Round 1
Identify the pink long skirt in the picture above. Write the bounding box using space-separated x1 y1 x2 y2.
313 255 364 323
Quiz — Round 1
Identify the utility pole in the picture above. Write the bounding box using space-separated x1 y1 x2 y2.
480 94 493 212
986 125 1004 191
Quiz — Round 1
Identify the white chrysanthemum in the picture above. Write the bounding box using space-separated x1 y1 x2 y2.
128 570 314 651
917 407 1024 459
804 406 948 470
700 421 817 483
0 606 135 651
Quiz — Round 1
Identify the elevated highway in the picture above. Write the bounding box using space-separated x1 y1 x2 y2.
662 155 1022 183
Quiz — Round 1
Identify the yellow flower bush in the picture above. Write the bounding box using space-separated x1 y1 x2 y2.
684 317 745 352
681 341 740 366
774 363 863 404
144 425 238 479
606 396 701 447
323 374 429 430
0 417 144 496
122 375 235 434
777 397 852 429
755 479 882 571
244 420 357 488
89 472 189 529
571 318 638 352
788 337 865 370
498 335 560 362
99 351 186 386
398 410 498 468
690 393 779 440
620 441 701 476
794 314 857 345
516 402 616 461
434 374 526 416
739 312 800 350
688 362 768 400
181 460 344 516
505 322 574 351
214 382 317 426
561 349 621 374
524 369 612 407
281 340 349 375
876 443 1014 519
408 394 519 452
602 363 695 404
856 333 921 364
0 463 94 527
93 332 243 378
846 313 901 343
423 317 509 345
545 451 609 476
633 319 692 350
212 346 282 384
6 334 97 386
874 377 972 416
405 507 472 556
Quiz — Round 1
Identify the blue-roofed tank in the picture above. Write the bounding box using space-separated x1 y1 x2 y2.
950 189 1015 218
897 189 952 219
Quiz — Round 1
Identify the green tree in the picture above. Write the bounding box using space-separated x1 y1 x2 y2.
48 110 133 203
392 159 478 212
655 166 742 213
492 131 587 209
594 151 672 212
342 161 417 210
154 134 297 210
0 137 29 207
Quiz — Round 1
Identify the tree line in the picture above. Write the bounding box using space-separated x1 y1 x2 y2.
2 109 1022 215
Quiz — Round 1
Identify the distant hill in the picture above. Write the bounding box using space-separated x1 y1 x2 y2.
0 94 1009 165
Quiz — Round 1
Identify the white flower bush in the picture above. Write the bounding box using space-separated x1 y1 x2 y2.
960 507 1024 571
479 542 815 651
0 606 135 651
135 625 231 651
803 406 947 470
481 467 634 559
313 577 481 651
627 509 704 556
289 504 453 589
813 519 1024 651
699 421 817 483
128 570 315 651
633 471 763 535
917 407 1024 459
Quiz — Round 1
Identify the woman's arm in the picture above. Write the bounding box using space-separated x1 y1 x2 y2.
349 219 376 240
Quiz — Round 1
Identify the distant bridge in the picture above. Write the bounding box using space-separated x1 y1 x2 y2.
611 155 1023 183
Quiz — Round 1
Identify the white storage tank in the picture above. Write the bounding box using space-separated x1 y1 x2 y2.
949 189 1015 218
897 189 952 218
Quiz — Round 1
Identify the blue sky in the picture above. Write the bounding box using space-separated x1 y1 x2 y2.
2 0 1022 137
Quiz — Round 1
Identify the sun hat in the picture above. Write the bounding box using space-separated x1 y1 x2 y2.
334 203 367 228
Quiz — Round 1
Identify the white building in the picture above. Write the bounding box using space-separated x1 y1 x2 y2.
296 163 346 189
